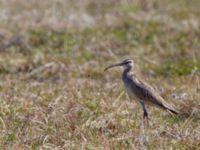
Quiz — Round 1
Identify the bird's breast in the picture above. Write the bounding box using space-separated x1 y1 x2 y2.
122 77 137 98
124 85 135 98
122 73 143 101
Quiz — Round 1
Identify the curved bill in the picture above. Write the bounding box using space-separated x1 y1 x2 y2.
104 62 125 71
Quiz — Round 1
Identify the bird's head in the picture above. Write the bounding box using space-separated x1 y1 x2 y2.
104 59 134 71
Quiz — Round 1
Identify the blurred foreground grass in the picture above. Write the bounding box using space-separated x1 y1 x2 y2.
0 0 199 149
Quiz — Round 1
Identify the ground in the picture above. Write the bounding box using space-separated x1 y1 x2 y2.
0 0 200 149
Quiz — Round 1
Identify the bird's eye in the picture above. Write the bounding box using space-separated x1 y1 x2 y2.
123 59 132 64
125 61 130 64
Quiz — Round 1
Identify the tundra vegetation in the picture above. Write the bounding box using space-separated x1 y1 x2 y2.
0 0 199 149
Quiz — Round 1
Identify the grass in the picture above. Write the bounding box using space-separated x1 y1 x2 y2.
0 0 200 149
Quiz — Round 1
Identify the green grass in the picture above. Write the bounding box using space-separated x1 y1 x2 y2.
0 0 199 149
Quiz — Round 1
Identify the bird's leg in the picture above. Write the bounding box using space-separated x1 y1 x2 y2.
140 101 148 120
139 101 149 146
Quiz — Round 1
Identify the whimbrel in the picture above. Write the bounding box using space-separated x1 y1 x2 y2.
105 59 180 119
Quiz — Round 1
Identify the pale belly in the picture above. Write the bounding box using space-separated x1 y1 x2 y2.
124 85 138 99
122 74 142 102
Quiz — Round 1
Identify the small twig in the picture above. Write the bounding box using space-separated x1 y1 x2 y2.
112 90 125 107
26 62 56 78
0 116 6 130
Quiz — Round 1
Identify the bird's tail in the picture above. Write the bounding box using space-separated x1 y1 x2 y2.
165 106 180 115
158 102 180 115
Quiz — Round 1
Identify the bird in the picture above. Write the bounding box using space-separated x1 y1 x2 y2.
104 59 180 119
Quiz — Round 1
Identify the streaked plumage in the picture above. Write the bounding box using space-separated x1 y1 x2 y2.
105 59 180 119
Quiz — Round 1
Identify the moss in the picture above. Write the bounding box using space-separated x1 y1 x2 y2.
84 99 98 111
154 57 200 76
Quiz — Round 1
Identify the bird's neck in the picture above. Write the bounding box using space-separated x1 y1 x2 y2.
123 66 132 76
122 67 133 82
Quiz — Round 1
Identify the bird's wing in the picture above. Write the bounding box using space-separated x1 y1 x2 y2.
130 74 175 109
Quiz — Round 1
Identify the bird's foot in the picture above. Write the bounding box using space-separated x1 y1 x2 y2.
143 112 149 126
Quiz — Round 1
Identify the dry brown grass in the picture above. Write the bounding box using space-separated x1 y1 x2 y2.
0 0 199 149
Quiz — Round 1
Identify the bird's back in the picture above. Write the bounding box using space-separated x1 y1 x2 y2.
122 71 179 114
122 72 160 104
